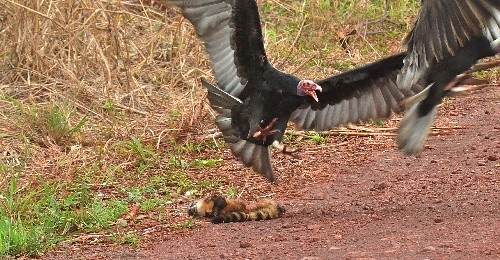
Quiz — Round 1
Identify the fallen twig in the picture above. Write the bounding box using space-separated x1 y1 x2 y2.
195 125 465 141
72 233 113 242
114 103 149 115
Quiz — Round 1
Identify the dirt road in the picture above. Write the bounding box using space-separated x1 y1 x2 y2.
45 87 499 259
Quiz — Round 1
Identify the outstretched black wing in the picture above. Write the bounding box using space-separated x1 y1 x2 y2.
397 0 500 89
171 0 268 99
174 0 284 182
290 53 425 131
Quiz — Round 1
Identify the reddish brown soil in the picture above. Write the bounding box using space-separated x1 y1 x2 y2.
44 87 498 259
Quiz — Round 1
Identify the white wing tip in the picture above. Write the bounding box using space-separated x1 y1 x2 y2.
397 104 438 155
230 140 276 182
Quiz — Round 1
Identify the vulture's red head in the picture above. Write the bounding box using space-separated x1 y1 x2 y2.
297 80 322 102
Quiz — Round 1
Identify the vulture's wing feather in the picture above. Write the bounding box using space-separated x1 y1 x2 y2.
172 0 268 100
230 140 274 182
201 78 241 112
231 0 268 84
201 78 275 182
397 0 500 89
172 0 243 96
290 53 425 131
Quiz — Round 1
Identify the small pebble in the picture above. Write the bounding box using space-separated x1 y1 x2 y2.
307 224 321 230
240 242 252 248
309 237 321 242
423 246 436 252
333 234 342 240
487 155 498 161
373 182 387 190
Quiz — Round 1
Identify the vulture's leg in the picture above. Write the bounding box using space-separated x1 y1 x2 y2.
446 60 500 92
469 60 500 72
271 141 300 158
253 118 280 143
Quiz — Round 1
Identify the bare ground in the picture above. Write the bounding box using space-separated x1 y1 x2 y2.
43 87 499 259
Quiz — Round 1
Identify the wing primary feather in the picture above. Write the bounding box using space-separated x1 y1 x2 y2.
230 140 275 182
201 78 242 110
397 104 438 155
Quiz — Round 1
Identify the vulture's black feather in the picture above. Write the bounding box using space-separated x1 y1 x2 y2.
396 0 500 155
170 0 424 182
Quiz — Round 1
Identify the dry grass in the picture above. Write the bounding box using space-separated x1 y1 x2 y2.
1 0 211 127
0 0 421 184
0 0 217 181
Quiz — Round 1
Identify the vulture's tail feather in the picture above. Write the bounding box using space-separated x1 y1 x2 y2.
201 78 275 182
230 140 275 182
396 84 436 155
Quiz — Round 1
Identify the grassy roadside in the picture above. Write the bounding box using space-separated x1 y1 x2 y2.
0 0 443 257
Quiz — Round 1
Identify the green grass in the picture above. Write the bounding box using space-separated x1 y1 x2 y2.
0 134 224 257
225 187 240 198
124 136 159 172
1 94 87 147
474 67 500 81
102 98 116 111
304 131 328 144
190 158 223 168
172 218 195 229
0 215 43 257
0 166 46 257
260 0 420 76
373 119 385 127
111 231 141 246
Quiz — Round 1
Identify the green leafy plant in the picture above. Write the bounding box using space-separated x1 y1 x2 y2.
129 136 158 163
283 129 296 142
373 120 385 127
190 158 223 168
226 188 239 198
102 98 116 111
172 218 195 229
305 131 327 144
0 166 49 257
114 136 159 173
0 215 43 257
111 231 141 245
2 95 87 146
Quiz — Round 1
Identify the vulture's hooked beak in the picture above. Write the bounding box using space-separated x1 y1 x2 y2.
298 80 322 102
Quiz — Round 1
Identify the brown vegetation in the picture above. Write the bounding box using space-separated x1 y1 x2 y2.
0 0 419 184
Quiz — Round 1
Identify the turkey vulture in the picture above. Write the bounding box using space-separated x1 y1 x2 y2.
396 0 500 155
169 0 423 182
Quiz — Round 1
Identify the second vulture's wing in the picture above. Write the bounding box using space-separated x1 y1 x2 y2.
397 0 500 89
395 0 500 155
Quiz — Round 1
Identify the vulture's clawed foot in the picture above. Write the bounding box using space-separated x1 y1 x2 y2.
272 141 301 159
253 118 280 143
445 61 500 94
